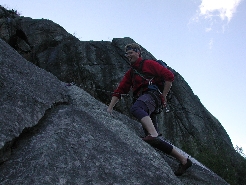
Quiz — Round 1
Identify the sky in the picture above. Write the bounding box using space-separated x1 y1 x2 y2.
1 0 245 155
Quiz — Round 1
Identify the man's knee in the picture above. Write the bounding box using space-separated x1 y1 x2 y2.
130 101 148 120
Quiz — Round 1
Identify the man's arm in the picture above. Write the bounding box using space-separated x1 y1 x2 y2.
107 96 119 113
162 81 172 105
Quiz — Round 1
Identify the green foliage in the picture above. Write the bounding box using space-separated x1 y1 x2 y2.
235 145 246 159
1 5 21 16
173 123 246 185
9 9 21 16
182 141 246 185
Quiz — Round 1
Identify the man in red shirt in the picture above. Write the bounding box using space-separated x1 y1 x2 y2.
107 43 192 176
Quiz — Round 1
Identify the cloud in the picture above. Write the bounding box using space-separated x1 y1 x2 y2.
198 0 242 22
205 27 212 32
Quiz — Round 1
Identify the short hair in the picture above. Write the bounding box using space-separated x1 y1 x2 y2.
125 43 142 56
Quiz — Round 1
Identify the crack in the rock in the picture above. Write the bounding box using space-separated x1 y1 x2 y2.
0 101 69 165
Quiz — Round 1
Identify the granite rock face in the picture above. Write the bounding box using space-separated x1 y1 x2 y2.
0 5 245 185
0 37 228 185
0 39 69 163
0 40 227 185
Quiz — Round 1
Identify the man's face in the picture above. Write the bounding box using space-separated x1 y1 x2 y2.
125 49 140 63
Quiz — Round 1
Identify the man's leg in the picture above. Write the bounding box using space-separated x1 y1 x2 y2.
142 113 159 137
131 95 192 175
170 148 192 176
170 148 188 165
130 98 158 137
150 114 158 133
140 116 158 137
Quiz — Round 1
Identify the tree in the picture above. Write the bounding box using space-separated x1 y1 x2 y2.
235 145 246 159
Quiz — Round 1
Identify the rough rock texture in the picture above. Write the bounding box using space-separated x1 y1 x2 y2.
0 37 228 185
0 5 246 184
0 39 69 163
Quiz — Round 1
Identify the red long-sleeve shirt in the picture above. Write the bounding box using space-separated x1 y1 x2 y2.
113 57 174 99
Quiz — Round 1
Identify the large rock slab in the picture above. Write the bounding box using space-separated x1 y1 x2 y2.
0 38 68 163
0 84 228 184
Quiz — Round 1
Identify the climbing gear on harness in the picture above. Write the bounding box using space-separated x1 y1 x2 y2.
129 59 168 113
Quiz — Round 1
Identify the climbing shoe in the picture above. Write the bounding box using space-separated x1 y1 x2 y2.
174 158 192 176
142 135 159 142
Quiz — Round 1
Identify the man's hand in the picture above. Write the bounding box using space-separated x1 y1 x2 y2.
107 96 119 115
107 107 113 114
